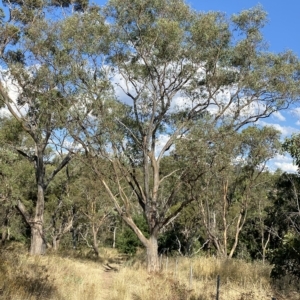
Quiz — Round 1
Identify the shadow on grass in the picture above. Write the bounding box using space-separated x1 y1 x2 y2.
0 244 58 300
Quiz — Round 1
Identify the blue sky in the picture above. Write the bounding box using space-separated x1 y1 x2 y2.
1 0 300 172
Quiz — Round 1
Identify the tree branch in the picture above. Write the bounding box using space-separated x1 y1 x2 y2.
45 153 73 188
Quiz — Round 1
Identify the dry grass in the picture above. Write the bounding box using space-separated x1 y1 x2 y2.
108 256 274 300
0 244 299 300
0 244 117 300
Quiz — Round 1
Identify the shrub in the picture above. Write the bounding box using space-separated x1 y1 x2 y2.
116 214 149 254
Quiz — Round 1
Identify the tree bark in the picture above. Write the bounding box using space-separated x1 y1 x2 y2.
113 227 117 248
51 235 61 251
261 230 271 264
1 208 10 246
30 180 46 255
92 224 99 257
16 197 45 254
146 235 159 273
1 227 8 246
227 207 247 258
30 221 45 255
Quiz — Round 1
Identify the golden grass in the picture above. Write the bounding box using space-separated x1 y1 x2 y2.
108 256 276 300
0 244 115 300
0 244 299 300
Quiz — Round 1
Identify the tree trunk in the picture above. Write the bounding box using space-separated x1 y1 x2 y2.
72 227 78 249
113 227 117 248
146 235 159 273
1 227 7 246
228 209 246 259
52 236 60 251
30 222 45 255
92 225 99 257
211 236 227 258
30 179 46 255
92 243 99 257
1 208 11 246
262 231 271 264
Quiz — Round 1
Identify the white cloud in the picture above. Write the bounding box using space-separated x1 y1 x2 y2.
111 74 132 104
155 134 174 157
171 94 191 111
257 120 298 137
272 111 286 122
273 162 298 173
0 69 26 119
291 107 300 118
0 106 10 117
268 154 298 173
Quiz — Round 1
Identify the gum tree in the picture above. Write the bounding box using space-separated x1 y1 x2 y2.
178 126 281 258
86 0 300 272
47 0 300 271
0 0 86 254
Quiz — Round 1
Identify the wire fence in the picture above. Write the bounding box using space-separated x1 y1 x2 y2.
159 255 279 300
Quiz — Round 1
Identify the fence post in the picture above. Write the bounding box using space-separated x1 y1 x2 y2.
259 278 262 291
160 254 162 270
189 265 193 288
165 256 169 272
216 275 220 300
174 258 178 278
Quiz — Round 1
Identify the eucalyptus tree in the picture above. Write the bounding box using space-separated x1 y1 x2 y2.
59 0 300 272
82 0 300 272
0 0 89 254
283 134 300 170
0 117 35 245
236 170 278 262
175 125 281 258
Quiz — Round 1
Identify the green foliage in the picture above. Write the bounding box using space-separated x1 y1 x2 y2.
116 215 149 254
268 173 300 243
116 225 141 255
173 125 281 258
267 173 300 281
283 134 300 169
240 126 281 166
271 232 300 280
158 224 184 255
